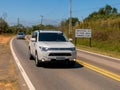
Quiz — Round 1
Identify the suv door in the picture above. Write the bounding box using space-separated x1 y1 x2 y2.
30 32 37 57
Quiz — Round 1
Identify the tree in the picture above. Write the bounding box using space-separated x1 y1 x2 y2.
32 25 40 30
98 8 105 15
66 17 79 26
85 4 119 20
45 25 57 30
59 19 67 33
89 12 98 18
0 18 8 34
104 5 112 15
32 24 45 31
112 8 118 14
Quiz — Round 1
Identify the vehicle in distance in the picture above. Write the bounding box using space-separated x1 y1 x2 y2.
29 30 76 67
16 32 25 39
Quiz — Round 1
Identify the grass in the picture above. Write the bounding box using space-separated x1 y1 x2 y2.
76 39 120 59
0 34 19 90
73 16 120 59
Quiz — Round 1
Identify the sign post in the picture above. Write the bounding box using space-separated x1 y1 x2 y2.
75 29 92 47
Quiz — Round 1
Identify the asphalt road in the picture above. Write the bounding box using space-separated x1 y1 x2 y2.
77 50 120 75
12 38 120 90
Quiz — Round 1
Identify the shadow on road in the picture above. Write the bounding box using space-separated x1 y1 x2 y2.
38 62 84 69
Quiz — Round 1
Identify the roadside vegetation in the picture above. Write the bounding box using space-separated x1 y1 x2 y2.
74 5 120 57
0 35 19 90
60 5 120 58
0 4 120 58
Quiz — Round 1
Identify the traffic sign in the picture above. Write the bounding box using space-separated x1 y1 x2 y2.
75 29 92 38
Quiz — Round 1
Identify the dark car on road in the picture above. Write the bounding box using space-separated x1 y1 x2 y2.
17 32 25 39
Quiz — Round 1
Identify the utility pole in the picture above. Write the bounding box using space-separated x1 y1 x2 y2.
17 18 20 26
40 15 44 30
17 18 20 33
40 15 43 25
69 0 72 37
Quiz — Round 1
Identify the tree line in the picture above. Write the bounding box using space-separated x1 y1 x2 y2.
85 4 120 21
0 17 79 36
0 4 119 36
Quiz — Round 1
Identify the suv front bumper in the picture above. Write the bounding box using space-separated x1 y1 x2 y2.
38 50 76 62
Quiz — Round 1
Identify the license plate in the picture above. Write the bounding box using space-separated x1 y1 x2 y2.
56 57 65 60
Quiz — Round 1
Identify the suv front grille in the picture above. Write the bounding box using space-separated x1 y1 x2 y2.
49 53 71 56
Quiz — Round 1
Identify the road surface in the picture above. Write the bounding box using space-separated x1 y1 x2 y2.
11 38 120 90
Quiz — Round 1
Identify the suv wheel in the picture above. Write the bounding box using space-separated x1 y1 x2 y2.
35 54 39 67
68 61 75 67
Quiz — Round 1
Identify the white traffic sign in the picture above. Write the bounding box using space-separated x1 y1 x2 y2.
75 29 92 38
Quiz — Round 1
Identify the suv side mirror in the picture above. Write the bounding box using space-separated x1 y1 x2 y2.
31 38 36 42
69 38 73 42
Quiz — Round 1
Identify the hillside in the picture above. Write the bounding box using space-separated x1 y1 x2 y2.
74 5 120 54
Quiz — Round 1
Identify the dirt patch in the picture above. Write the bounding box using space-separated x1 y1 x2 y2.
0 35 19 90
0 35 13 44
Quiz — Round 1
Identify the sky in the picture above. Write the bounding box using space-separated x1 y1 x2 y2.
0 0 120 26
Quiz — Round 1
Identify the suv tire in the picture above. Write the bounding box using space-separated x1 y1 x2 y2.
35 53 39 67
68 61 75 67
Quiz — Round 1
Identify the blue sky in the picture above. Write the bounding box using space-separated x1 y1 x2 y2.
0 0 120 26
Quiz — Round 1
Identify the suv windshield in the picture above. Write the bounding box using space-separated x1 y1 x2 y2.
39 32 67 42
18 32 24 35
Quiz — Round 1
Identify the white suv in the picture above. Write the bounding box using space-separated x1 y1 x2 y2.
29 30 76 67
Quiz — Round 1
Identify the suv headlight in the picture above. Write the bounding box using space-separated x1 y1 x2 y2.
39 47 49 51
70 47 76 51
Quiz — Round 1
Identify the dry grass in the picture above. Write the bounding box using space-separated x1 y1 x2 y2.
77 45 120 59
0 35 19 90
0 35 13 44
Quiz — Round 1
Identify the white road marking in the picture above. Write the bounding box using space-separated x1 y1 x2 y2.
77 49 120 61
10 38 36 90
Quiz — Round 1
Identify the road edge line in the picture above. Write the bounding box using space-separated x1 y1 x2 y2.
10 37 36 90
77 49 120 61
